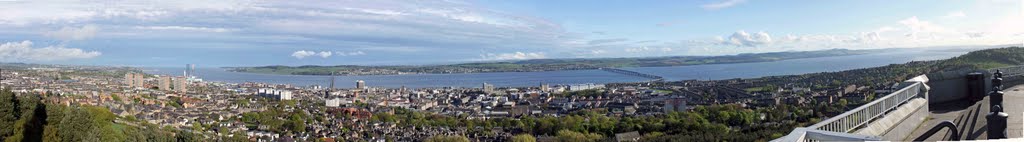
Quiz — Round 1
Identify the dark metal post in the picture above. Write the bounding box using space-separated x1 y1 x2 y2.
994 70 1004 89
990 90 1004 110
987 105 1009 139
986 70 1009 139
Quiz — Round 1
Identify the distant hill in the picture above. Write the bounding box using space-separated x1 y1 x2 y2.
227 48 884 75
769 46 1024 86
935 47 1024 70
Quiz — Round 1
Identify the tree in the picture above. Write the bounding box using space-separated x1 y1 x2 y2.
639 132 664 141
58 107 96 142
7 94 46 142
175 130 202 142
837 99 849 109
511 134 536 142
42 126 60 142
0 89 19 138
228 131 249 142
143 124 174 142
287 113 307 133
111 94 121 102
556 130 603 142
424 135 470 142
122 126 147 142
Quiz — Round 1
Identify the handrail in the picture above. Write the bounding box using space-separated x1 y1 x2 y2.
807 82 924 133
770 128 881 142
913 120 959 141
990 65 1024 77
773 78 928 142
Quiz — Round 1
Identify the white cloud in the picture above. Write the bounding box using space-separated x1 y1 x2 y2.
721 30 772 47
587 38 629 45
480 52 546 60
0 0 251 25
780 34 804 43
944 11 967 18
898 16 952 40
0 0 575 62
342 8 405 16
291 50 316 59
317 51 332 58
845 32 882 43
293 50 365 59
0 40 101 62
135 26 235 33
875 26 897 33
624 46 675 53
7 0 1022 62
625 46 651 52
334 51 366 56
701 0 747 10
101 9 169 20
44 25 99 41
965 31 986 38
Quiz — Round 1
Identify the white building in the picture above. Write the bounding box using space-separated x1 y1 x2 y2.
568 83 605 91
356 80 366 89
257 88 292 100
483 83 495 94
279 90 292 100
326 98 341 107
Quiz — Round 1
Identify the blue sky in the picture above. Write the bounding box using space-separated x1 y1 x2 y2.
0 0 1022 67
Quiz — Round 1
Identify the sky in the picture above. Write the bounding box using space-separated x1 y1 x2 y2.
0 0 1023 67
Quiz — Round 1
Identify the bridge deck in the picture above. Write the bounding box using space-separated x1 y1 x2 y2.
599 68 663 80
907 84 1024 141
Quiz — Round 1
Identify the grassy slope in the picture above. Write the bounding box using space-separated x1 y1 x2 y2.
938 47 1024 70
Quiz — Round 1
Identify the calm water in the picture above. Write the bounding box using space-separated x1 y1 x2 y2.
625 49 968 81
143 68 649 88
144 49 967 88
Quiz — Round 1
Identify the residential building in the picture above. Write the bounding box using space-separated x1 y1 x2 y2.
483 83 494 94
356 80 365 89
174 76 187 92
159 76 171 91
124 73 144 88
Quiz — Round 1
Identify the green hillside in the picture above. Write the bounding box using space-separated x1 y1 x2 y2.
937 47 1024 70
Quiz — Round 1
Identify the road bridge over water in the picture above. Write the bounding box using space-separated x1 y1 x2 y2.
599 68 663 81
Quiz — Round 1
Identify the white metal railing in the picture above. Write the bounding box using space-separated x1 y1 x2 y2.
807 82 923 133
773 128 880 142
773 79 927 142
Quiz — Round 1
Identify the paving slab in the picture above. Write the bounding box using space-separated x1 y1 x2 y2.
905 84 1024 141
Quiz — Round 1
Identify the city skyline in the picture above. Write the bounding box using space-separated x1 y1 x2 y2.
0 0 1022 67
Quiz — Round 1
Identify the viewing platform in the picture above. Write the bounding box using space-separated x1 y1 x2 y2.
909 84 1024 140
774 65 1024 141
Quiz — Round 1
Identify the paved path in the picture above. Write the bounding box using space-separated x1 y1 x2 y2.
906 84 1024 141
1002 85 1024 138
